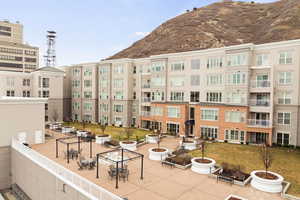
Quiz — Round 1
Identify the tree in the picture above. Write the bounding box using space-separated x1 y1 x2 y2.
124 127 132 141
260 143 273 177
200 141 206 160
99 123 107 135
52 109 59 122
156 129 162 149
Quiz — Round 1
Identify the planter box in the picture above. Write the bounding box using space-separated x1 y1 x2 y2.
95 135 111 144
225 194 248 200
191 157 216 174
209 168 251 186
146 134 159 144
120 141 137 151
76 131 88 137
250 170 284 193
180 141 197 150
62 127 75 134
148 147 169 161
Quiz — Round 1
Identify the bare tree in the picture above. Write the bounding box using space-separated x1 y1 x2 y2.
200 141 206 160
260 143 273 177
156 129 162 149
99 123 107 135
52 109 59 122
124 127 132 141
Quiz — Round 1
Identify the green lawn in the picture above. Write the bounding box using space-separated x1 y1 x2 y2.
189 142 300 197
62 122 151 141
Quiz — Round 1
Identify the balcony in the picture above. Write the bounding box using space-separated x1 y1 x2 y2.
250 80 271 88
249 99 270 107
142 97 151 103
247 119 271 128
141 111 151 117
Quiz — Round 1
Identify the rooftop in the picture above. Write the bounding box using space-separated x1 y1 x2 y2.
31 131 283 200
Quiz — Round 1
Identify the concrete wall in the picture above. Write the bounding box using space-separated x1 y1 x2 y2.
11 149 90 200
0 147 11 190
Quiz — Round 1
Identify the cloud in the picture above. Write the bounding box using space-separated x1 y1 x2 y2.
134 31 149 37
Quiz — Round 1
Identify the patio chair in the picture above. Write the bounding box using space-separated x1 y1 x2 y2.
108 168 117 180
77 161 84 170
119 169 129 182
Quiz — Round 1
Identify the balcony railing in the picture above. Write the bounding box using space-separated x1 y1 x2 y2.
141 111 151 117
142 97 151 103
249 99 270 107
226 98 246 105
247 119 271 128
251 80 271 88
11 138 122 200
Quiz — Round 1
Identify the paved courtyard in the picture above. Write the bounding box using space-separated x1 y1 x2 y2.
31 131 283 200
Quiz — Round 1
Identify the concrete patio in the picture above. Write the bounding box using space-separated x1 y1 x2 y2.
31 131 283 200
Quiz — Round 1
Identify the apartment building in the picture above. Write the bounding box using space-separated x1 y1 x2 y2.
0 67 65 122
0 20 39 72
62 39 300 147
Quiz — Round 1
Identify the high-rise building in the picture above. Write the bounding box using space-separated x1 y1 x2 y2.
61 39 300 147
0 20 39 72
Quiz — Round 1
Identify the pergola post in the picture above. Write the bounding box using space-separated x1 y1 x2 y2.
141 154 144 180
121 148 124 169
116 161 119 189
78 136 80 153
67 143 70 164
56 139 58 158
96 154 99 179
90 138 92 158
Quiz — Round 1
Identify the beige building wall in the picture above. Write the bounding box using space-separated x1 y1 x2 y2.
0 97 47 190
0 20 23 44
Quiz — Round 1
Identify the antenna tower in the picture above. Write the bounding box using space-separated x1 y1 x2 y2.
44 31 56 67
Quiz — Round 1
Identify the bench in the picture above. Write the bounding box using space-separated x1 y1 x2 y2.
217 175 234 185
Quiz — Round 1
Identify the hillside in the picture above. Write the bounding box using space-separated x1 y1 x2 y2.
108 0 300 60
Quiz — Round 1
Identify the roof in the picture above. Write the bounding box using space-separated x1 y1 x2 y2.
0 40 38 49
34 66 64 73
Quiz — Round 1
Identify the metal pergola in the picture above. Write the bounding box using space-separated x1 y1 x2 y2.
56 136 94 163
96 148 144 189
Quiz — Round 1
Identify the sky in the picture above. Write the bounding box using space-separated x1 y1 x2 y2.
1 0 277 66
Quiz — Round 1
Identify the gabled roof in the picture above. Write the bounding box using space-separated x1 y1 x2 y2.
34 66 64 73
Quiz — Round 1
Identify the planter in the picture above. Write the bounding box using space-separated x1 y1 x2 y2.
62 126 75 133
250 170 284 193
146 134 159 144
120 141 137 151
95 134 111 144
180 140 197 150
191 157 216 174
77 130 88 137
148 147 169 161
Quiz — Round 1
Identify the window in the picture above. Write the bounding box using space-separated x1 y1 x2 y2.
99 78 108 88
84 80 92 87
83 103 92 111
278 112 291 125
151 107 163 116
191 75 200 86
6 77 14 86
170 77 184 87
42 91 50 98
45 104 48 110
84 91 92 98
207 57 222 69
113 79 124 88
278 91 291 105
226 91 246 104
191 59 200 70
151 62 165 72
206 92 222 103
113 105 123 113
72 91 80 98
23 79 30 86
114 91 123 100
22 90 30 97
42 78 49 88
99 92 108 100
279 52 292 64
190 91 200 102
225 130 245 142
83 68 92 76
170 91 184 101
114 65 124 73
201 127 218 139
256 54 269 66
171 62 184 71
133 92 136 100
277 132 290 146
6 90 15 97
201 109 218 121
151 91 164 101
278 72 291 85
227 72 246 85
225 111 245 123
167 123 180 135
99 66 109 74
72 102 80 110
72 68 80 76
167 107 180 118
151 77 165 87
227 54 247 67
72 80 80 88
133 66 137 74
100 104 109 112
207 74 222 86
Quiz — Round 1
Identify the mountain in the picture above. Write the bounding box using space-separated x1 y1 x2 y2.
108 0 300 60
